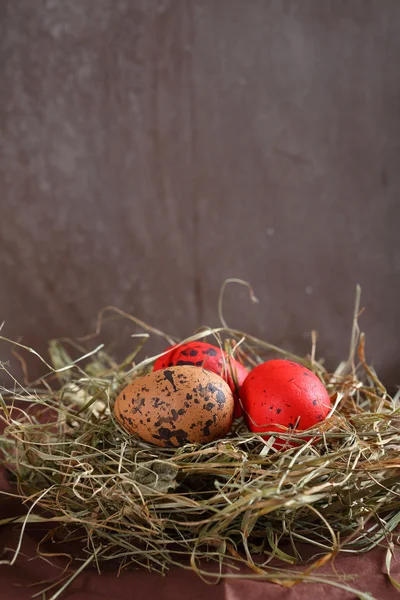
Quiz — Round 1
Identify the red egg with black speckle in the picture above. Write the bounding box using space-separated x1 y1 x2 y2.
240 360 331 443
153 341 248 418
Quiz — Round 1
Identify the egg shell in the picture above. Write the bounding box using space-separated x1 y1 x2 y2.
153 341 248 418
114 365 234 447
240 360 331 439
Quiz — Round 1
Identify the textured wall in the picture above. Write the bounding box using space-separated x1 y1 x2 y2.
0 0 399 387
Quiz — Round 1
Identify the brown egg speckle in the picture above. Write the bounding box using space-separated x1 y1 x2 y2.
114 366 234 447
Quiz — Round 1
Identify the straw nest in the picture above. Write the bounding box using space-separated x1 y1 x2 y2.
1 286 399 599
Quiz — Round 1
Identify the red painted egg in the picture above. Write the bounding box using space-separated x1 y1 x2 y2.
153 341 248 418
240 360 331 442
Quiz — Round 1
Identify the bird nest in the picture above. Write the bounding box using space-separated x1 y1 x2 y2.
1 287 399 599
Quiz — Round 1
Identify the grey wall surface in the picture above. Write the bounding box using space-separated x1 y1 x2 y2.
0 0 399 387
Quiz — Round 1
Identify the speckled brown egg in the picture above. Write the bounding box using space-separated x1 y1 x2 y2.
114 366 234 447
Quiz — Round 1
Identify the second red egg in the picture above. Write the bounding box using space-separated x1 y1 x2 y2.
240 359 331 444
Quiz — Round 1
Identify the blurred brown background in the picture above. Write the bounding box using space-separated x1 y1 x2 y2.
0 0 399 389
